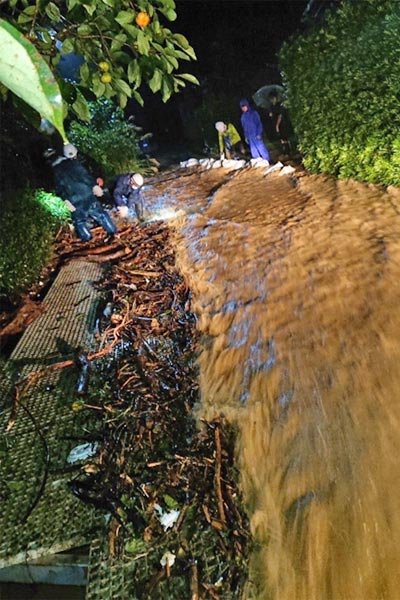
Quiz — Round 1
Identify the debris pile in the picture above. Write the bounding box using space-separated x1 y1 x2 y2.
63 222 250 598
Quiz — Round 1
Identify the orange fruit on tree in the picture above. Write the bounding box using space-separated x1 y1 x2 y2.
99 61 110 72
135 11 150 28
101 73 112 84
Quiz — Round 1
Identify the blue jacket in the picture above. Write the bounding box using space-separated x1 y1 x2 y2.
240 99 264 141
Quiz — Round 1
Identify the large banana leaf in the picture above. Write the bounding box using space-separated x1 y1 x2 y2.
0 19 67 141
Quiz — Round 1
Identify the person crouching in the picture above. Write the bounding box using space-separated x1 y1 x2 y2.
215 121 244 160
113 173 144 221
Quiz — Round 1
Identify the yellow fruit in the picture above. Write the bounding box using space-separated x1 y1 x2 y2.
99 61 110 72
101 73 112 84
135 11 150 28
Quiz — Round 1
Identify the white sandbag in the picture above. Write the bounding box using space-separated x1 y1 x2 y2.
250 158 270 168
212 160 222 168
265 161 284 175
222 159 246 170
186 158 199 167
199 158 215 169
279 165 296 176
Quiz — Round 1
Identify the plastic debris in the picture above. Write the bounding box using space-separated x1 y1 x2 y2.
67 442 98 464
160 551 176 568
154 503 180 530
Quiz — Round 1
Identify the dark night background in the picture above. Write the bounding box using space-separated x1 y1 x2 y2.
132 0 310 145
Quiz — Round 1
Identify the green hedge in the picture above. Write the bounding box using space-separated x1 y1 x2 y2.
279 0 400 185
68 99 149 179
0 189 69 299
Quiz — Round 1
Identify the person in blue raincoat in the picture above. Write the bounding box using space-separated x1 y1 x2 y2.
239 99 270 161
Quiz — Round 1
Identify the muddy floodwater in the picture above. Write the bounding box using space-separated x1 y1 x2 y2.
144 168 400 599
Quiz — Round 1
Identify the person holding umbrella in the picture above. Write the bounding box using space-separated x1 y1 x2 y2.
239 99 270 161
252 84 293 155
268 92 292 155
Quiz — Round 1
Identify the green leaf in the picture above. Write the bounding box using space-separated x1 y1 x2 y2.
83 3 97 16
176 72 199 85
7 481 24 492
149 68 162 92
163 494 179 509
115 10 135 25
182 45 196 60
173 77 186 90
114 79 131 96
117 92 127 108
0 19 66 141
132 89 144 106
101 0 115 6
17 15 34 25
72 89 90 121
77 23 93 35
61 38 75 54
161 77 172 102
159 0 176 7
124 537 147 555
127 59 140 84
45 2 61 22
164 8 177 21
171 49 191 61
172 36 197 60
67 0 80 9
17 6 36 25
92 79 106 97
161 56 173 74
120 23 138 38
164 52 178 70
79 62 90 83
137 30 150 55
173 33 189 49
111 33 128 51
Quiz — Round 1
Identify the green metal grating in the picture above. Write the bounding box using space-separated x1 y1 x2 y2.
86 539 141 600
0 261 105 570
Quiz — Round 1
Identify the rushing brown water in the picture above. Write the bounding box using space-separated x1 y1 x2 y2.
145 168 400 599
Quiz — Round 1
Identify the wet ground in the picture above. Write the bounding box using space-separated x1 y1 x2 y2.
144 168 400 599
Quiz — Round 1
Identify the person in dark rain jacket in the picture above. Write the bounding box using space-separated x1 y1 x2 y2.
239 99 270 161
113 172 144 221
45 143 116 241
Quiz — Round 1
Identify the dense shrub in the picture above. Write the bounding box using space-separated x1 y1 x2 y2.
0 189 69 299
280 0 400 185
188 93 243 154
68 99 151 179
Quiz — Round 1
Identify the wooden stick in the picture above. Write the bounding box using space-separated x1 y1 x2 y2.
214 424 226 526
190 561 199 600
